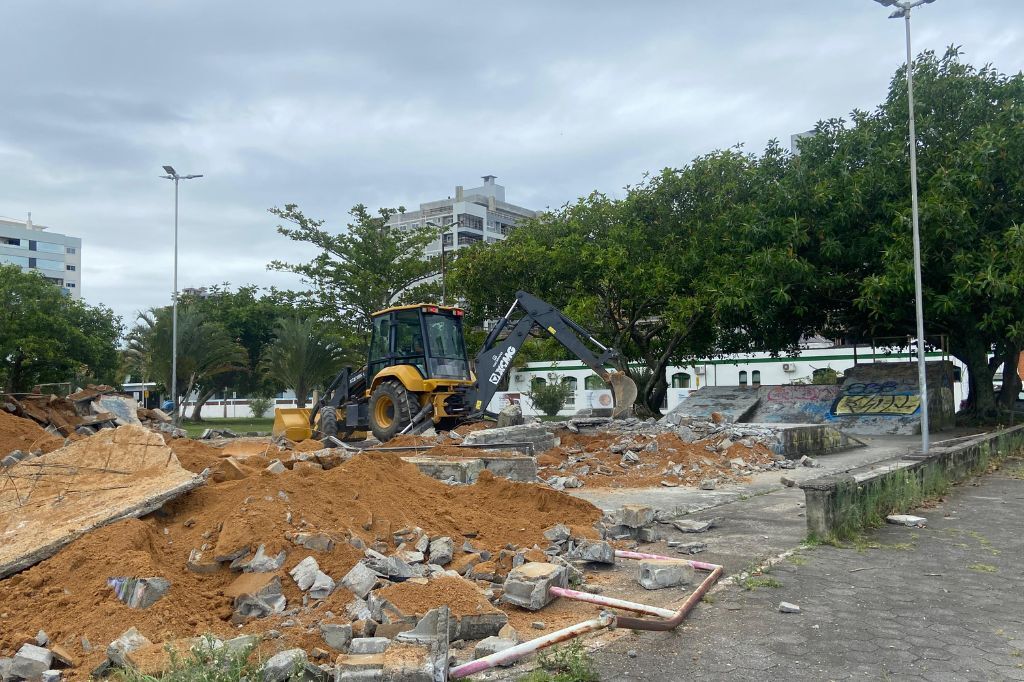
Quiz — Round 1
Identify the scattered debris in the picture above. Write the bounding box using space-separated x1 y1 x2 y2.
670 519 715 534
886 514 927 527
779 601 801 614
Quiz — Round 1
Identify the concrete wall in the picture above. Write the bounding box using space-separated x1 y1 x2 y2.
800 424 1024 540
828 361 956 435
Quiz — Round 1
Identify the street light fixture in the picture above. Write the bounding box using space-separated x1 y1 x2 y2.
872 0 936 452
159 165 204 421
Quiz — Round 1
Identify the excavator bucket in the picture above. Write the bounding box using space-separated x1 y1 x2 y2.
608 371 638 418
272 407 312 441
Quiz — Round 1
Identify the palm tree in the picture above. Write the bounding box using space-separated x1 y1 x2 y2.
259 316 345 408
125 305 248 414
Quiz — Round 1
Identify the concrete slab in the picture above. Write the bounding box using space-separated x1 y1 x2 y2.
0 425 205 579
661 386 760 425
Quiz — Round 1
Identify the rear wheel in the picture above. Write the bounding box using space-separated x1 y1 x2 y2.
369 381 415 442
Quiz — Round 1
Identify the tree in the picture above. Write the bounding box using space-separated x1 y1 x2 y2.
452 145 811 414
789 48 1024 419
258 316 346 409
178 285 296 421
526 374 574 417
125 305 248 414
269 203 441 342
0 265 122 393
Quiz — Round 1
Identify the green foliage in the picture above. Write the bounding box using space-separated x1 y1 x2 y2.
454 49 1024 419
269 203 441 341
0 265 122 393
811 368 842 385
526 373 574 416
115 636 260 682
519 641 598 682
180 418 274 438
791 48 1024 419
125 306 248 413
247 393 274 419
259 316 346 408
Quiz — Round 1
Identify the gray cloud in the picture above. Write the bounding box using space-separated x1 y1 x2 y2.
0 0 1020 323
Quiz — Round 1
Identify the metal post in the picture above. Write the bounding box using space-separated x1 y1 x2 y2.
171 177 179 421
441 238 447 306
904 7 930 452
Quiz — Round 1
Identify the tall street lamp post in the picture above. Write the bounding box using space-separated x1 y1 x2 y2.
159 165 203 421
874 0 936 452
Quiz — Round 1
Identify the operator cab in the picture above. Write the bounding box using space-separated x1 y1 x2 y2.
367 304 471 384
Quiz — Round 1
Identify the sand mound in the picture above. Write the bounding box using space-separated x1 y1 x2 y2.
0 449 600 674
0 410 65 456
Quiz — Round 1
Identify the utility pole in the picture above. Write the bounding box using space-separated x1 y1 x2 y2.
873 0 936 452
160 166 203 422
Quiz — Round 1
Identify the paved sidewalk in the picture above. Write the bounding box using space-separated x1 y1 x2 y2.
591 457 1024 681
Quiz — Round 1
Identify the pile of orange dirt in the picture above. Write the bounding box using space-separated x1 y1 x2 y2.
292 438 327 452
0 450 600 675
376 575 503 618
537 431 779 488
385 433 443 447
0 410 64 456
164 437 225 473
452 421 493 436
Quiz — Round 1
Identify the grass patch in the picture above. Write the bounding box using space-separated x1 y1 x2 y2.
115 636 262 681
180 418 275 438
519 641 597 682
788 554 808 566
967 563 998 573
741 576 782 590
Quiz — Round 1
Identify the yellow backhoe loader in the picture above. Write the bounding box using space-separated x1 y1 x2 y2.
273 291 637 442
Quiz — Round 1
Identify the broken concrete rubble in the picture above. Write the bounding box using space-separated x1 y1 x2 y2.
11 644 53 681
637 559 695 590
567 539 615 564
106 576 171 608
462 423 559 452
502 562 567 610
106 627 151 668
262 648 307 682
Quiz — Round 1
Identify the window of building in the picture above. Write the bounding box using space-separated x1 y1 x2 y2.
33 241 64 254
66 264 76 271
457 233 483 246
584 374 605 390
43 276 64 286
739 371 748 386
531 376 547 391
751 370 761 386
1 237 26 249
562 376 577 407
66 282 76 288
66 247 77 254
671 372 691 388
34 258 65 271
457 214 484 231
0 254 29 267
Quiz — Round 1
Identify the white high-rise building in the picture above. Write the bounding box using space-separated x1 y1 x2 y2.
0 214 82 298
387 176 537 256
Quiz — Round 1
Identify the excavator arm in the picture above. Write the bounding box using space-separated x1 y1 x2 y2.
468 291 637 419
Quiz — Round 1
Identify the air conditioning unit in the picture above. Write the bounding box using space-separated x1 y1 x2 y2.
694 367 706 375
782 363 796 372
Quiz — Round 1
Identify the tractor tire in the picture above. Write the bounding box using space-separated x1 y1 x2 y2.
316 406 339 439
369 380 416 443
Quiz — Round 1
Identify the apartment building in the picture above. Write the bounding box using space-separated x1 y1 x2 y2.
0 214 82 298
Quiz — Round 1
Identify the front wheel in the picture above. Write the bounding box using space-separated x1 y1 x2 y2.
316 406 338 439
369 381 414 442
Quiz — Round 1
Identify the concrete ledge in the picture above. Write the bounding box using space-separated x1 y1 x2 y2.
799 425 1024 540
752 423 861 459
401 454 537 483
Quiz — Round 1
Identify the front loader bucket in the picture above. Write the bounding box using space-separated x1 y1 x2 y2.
273 407 312 441
609 371 638 419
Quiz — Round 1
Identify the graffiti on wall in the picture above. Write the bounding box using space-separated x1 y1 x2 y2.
832 381 921 416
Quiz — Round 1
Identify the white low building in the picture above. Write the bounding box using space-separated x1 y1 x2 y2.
498 343 970 418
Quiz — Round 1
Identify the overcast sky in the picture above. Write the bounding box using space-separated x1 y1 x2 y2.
1 1 1021 324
